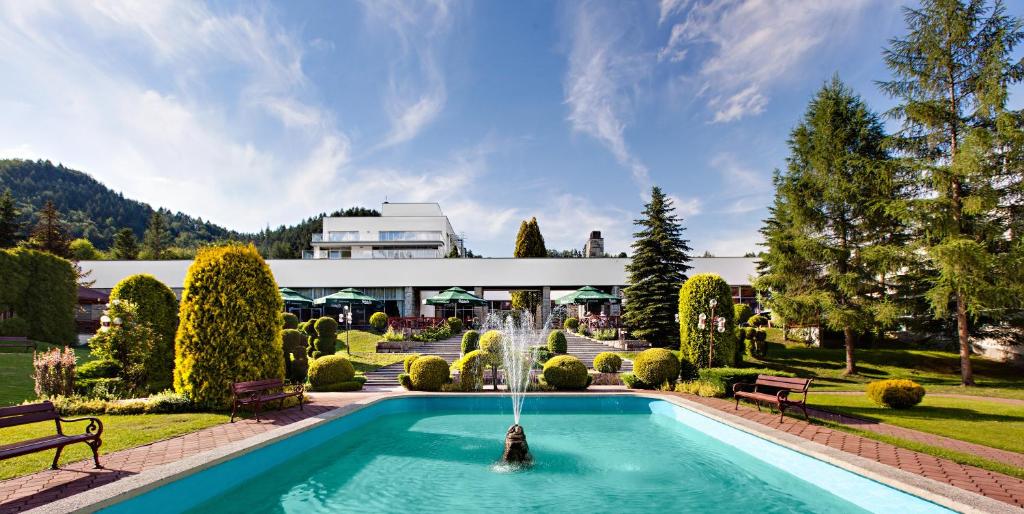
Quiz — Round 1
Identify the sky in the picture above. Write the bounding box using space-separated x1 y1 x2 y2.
0 0 1019 257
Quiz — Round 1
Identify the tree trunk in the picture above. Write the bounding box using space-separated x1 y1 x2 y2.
843 327 856 375
956 295 975 386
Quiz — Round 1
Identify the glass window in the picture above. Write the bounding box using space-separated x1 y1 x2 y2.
328 231 359 242
328 250 342 260
379 231 443 241
371 246 440 258
301 250 314 260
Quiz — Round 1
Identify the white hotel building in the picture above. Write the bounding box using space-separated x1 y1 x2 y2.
81 203 759 324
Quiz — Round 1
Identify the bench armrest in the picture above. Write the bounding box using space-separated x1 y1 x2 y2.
732 383 755 394
290 383 304 394
58 416 103 436
776 390 792 402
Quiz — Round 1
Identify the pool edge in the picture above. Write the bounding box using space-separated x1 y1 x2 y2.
26 391 1010 514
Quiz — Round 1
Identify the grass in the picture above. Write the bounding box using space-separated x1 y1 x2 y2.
338 329 412 373
0 412 229 480
0 343 95 407
808 393 1024 454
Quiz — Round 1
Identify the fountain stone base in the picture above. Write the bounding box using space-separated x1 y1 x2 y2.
502 424 532 464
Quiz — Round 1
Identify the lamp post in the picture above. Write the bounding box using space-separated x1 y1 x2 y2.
697 298 726 366
339 305 352 355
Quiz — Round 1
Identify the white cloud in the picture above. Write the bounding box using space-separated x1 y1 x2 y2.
658 0 689 25
563 2 651 187
667 194 702 218
659 0 873 122
702 230 762 257
534 194 634 255
707 153 770 215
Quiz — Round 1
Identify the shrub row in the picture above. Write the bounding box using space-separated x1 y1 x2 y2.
38 390 196 416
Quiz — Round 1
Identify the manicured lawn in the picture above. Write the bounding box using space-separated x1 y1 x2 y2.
808 393 1024 454
0 343 95 407
339 329 412 373
0 412 229 480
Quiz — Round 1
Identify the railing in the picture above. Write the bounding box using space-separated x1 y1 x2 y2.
582 315 621 331
388 317 446 330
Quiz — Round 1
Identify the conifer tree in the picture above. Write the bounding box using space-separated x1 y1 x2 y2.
511 217 548 312
143 211 171 260
28 201 71 258
112 228 140 260
756 78 904 374
622 187 692 346
881 0 1024 385
0 189 21 248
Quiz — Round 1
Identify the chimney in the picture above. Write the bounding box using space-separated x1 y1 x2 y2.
584 231 604 258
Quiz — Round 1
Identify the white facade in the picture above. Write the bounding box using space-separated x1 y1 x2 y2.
307 202 461 259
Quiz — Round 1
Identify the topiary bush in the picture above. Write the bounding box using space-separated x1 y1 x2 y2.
866 379 925 409
479 330 504 390
446 317 463 333
679 273 737 368
307 354 359 391
461 330 480 354
547 330 567 354
398 373 412 389
173 244 285 409
404 354 420 373
369 312 388 333
282 329 309 383
593 352 623 373
733 303 753 325
563 317 579 332
542 355 590 390
282 312 299 329
309 316 339 359
456 349 486 391
109 274 179 391
409 355 450 391
733 327 747 363
632 348 680 389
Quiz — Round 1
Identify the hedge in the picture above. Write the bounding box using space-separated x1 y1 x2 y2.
866 379 925 409
547 330 567 354
632 348 679 389
110 274 178 390
593 352 622 373
679 273 737 368
408 356 450 391
0 249 76 344
369 312 388 333
308 355 358 392
461 330 480 354
542 355 590 390
173 244 285 408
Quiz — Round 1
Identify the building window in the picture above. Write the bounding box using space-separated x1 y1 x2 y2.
328 250 342 260
328 231 359 242
371 246 440 258
302 250 314 260
379 231 442 242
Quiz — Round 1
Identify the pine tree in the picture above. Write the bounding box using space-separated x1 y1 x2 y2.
143 211 171 260
511 217 547 312
0 189 21 248
28 201 71 258
112 228 140 260
622 187 692 346
881 0 1024 385
756 78 905 374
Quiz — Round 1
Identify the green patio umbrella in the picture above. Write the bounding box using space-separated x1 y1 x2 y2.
555 286 621 305
279 287 313 307
313 288 381 307
424 287 487 306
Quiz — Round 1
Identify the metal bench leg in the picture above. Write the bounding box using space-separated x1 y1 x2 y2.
254 399 262 423
230 400 238 423
734 397 740 410
89 439 102 468
778 404 786 423
51 445 64 469
802 404 809 421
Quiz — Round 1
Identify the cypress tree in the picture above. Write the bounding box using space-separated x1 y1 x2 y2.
143 211 171 260
881 0 1024 385
756 78 904 374
622 187 692 346
0 189 21 248
112 228 140 260
28 201 71 258
511 217 548 312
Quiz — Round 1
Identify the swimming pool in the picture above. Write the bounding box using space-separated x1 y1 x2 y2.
98 395 953 513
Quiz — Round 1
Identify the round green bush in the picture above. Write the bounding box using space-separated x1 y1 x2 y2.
173 244 284 408
404 354 420 373
866 379 926 409
307 355 356 391
678 273 737 368
369 312 388 333
563 317 579 332
479 330 503 356
593 352 623 373
310 316 339 358
282 312 299 329
110 273 179 390
461 330 480 354
446 317 463 333
457 350 486 390
547 330 568 354
542 355 589 390
77 359 120 379
633 348 680 388
409 356 450 391
733 303 753 325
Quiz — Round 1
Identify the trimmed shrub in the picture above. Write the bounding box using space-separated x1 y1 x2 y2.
77 359 120 380
743 327 756 340
309 316 339 358
479 330 503 355
0 249 76 345
0 316 29 337
446 317 463 333
88 300 159 395
547 330 567 354
751 329 768 358
679 356 698 381
620 372 643 389
282 312 299 329
867 380 925 409
748 314 767 327
563 317 579 332
632 348 680 389
456 350 486 391
398 373 412 389
404 354 420 373
412 323 452 342
282 329 309 383
733 303 753 325
698 368 795 397
676 379 727 398
173 244 285 408
542 355 590 390
307 355 358 391
369 312 388 333
109 274 178 390
531 345 553 367
302 320 317 337
33 347 76 398
593 352 623 373
409 356 450 391
679 273 737 368
461 330 480 354
593 328 617 341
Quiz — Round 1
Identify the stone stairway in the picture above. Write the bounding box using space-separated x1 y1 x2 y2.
564 332 633 371
362 335 463 389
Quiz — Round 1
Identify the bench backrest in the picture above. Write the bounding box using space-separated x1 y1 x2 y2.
232 378 285 394
0 336 30 342
0 401 58 428
754 375 811 392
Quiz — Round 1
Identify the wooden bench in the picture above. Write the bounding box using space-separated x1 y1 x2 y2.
0 336 35 352
230 379 303 423
0 401 103 469
733 375 812 422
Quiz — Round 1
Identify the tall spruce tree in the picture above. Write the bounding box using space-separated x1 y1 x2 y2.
622 187 692 346
143 211 172 260
112 228 140 260
881 0 1024 385
756 78 904 374
28 201 72 258
0 189 21 248
511 217 548 312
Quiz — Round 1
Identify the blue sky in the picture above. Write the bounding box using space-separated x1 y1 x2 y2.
0 1 1019 256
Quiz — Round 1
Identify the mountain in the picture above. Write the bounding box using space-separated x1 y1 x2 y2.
0 159 378 257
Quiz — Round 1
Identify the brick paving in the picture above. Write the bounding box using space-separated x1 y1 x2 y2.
2 391 1023 512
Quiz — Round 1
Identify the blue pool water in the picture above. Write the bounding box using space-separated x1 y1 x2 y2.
102 396 952 513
